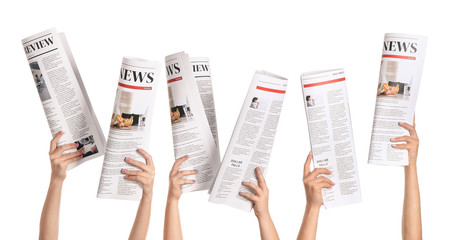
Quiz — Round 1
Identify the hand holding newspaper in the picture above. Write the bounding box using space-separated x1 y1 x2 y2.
209 71 287 212
22 28 105 170
165 52 221 193
300 69 362 208
369 33 427 166
97 57 160 201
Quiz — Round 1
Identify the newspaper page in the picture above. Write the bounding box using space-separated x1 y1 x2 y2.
190 57 220 147
165 52 220 193
22 28 105 170
209 71 287 212
97 57 160 201
301 69 362 209
369 33 427 166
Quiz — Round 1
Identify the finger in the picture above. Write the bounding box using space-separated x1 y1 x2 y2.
125 158 149 171
390 136 412 143
125 175 146 183
180 179 195 185
53 143 79 157
59 149 84 161
398 122 417 136
176 170 198 178
171 156 189 175
255 167 267 189
239 192 257 202
303 151 313 177
138 148 154 170
317 182 334 189
242 182 262 196
391 144 410 149
310 168 332 178
64 154 83 164
50 131 64 153
122 169 146 177
315 176 335 186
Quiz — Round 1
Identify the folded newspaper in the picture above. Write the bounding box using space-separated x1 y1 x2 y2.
301 69 362 208
369 33 427 166
165 52 221 193
22 28 106 170
97 57 161 201
209 71 287 212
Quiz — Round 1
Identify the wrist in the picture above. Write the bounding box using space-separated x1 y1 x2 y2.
255 209 271 220
306 203 321 212
50 176 65 185
141 192 153 202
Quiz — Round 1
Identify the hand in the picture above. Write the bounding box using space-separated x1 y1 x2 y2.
391 118 419 167
240 167 270 218
48 131 84 182
122 149 155 199
168 156 197 201
303 152 334 208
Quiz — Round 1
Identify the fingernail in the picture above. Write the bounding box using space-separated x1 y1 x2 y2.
75 143 79 147
332 182 335 185
390 138 394 142
124 157 129 162
59 131 64 135
194 169 198 173
184 155 189 158
124 176 128 179
122 169 127 173
137 148 142 152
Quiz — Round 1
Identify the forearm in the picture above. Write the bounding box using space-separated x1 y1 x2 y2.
129 195 152 240
402 165 422 240
297 204 320 240
257 212 280 240
39 178 64 240
163 198 182 240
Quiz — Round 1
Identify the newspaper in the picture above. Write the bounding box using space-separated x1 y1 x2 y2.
22 28 105 170
209 71 287 212
97 57 161 201
369 33 427 166
301 69 362 209
165 52 221 193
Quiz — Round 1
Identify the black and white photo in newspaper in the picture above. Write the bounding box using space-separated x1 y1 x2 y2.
97 57 160 201
22 28 106 169
301 69 362 208
369 33 427 166
209 71 287 212
165 52 220 193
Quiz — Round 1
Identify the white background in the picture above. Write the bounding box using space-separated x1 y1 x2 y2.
1 0 449 239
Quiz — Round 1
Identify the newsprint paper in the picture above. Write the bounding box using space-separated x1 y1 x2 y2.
209 71 287 212
301 69 362 208
22 28 105 170
97 57 160 201
165 52 221 193
369 33 427 166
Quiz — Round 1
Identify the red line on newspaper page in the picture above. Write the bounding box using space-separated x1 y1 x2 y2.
303 77 346 88
256 86 286 94
167 77 183 83
118 83 152 90
382 54 416 60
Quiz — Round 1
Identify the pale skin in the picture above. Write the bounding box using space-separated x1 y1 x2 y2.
39 132 155 240
297 152 334 240
39 131 85 240
123 148 155 240
239 167 280 240
163 156 197 240
391 119 422 240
